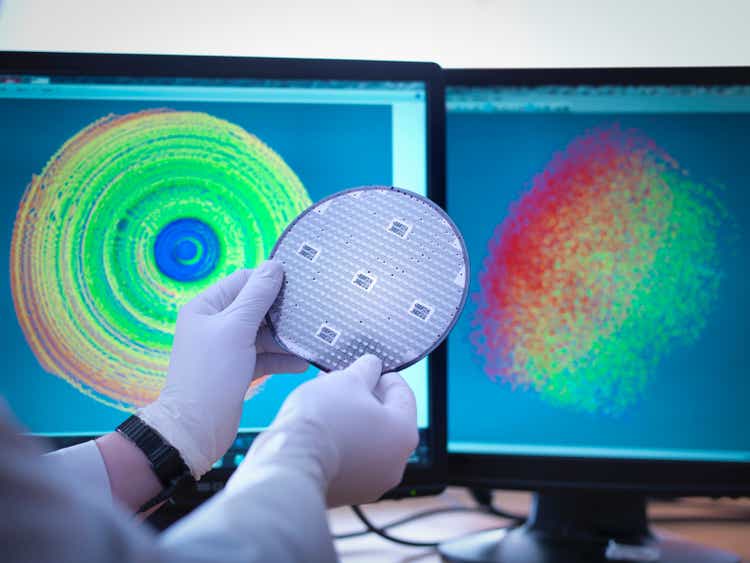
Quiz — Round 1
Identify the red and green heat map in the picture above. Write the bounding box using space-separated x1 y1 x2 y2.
472 124 731 416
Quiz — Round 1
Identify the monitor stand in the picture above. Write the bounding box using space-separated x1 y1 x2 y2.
438 491 740 563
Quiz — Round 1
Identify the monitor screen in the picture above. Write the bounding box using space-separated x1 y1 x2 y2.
446 80 750 464
0 62 431 470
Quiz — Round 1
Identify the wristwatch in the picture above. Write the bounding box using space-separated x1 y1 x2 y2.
117 415 194 511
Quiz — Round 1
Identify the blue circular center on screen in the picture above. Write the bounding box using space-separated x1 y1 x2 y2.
154 218 219 281
175 239 198 262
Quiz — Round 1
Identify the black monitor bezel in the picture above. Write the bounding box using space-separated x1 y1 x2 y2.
0 51 447 492
445 65 750 496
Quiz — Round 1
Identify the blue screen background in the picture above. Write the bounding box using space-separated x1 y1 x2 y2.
447 112 750 460
0 97 392 435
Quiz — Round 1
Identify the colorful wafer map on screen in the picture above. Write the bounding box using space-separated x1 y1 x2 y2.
10 109 311 411
471 124 732 416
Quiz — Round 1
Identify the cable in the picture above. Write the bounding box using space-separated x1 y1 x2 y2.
334 505 495 540
345 499 526 547
349 504 443 547
334 488 527 543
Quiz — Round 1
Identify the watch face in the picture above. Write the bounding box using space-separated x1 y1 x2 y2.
268 186 469 373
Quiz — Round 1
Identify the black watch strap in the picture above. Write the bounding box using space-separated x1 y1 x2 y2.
117 415 193 490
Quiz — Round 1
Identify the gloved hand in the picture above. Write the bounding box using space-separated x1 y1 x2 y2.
139 261 308 480
227 355 419 507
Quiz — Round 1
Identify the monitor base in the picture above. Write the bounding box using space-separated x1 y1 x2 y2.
438 491 739 563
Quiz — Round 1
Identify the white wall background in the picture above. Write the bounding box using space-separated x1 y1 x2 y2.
0 0 748 68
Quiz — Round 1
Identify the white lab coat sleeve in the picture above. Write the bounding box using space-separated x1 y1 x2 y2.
0 401 338 563
161 429 338 563
162 465 337 563
44 439 113 506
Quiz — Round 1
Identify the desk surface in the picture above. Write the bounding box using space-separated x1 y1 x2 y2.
329 488 750 562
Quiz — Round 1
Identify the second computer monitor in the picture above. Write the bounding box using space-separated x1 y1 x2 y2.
445 67 750 495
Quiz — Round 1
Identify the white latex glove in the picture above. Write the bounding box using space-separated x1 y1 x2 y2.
139 260 308 479
228 354 419 507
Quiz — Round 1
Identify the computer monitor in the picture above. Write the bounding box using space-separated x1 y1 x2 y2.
443 67 750 562
0 52 446 502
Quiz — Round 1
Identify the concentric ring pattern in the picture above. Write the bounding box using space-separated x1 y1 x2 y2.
11 109 311 410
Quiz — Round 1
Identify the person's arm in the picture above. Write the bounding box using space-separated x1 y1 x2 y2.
1 402 160 563
43 438 113 506
8 259 416 562
161 354 418 561
45 261 308 511
2 354 417 563
95 432 162 510
43 431 162 512
1 399 332 563
161 430 337 563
